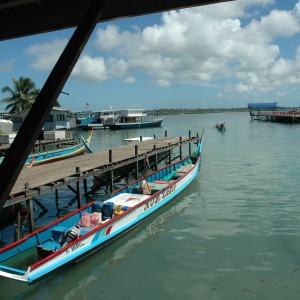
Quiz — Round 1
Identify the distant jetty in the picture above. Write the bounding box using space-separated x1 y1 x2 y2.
248 102 300 123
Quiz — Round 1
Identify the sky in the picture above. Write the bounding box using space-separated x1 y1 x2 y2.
1 0 300 111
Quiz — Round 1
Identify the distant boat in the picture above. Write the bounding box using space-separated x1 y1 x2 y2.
122 136 154 143
75 109 118 130
0 129 93 168
0 130 204 284
108 109 163 130
215 122 226 132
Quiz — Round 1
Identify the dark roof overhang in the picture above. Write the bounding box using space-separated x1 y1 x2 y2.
0 0 234 41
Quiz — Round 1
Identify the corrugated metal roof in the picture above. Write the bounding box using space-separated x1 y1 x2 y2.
248 102 277 109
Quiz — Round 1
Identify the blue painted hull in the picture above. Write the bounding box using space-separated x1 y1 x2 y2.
0 130 93 167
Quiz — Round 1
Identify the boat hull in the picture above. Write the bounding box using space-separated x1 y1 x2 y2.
0 130 93 167
108 119 163 130
77 123 109 130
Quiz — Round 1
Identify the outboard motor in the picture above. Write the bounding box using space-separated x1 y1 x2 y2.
61 225 81 247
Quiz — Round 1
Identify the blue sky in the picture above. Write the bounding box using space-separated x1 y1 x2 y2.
1 0 300 111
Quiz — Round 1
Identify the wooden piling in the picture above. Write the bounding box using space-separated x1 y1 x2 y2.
76 167 82 208
109 149 113 193
153 145 158 170
189 130 191 154
135 145 138 180
179 136 182 159
27 199 34 233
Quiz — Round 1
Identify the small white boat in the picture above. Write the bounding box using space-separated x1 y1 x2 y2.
122 136 154 143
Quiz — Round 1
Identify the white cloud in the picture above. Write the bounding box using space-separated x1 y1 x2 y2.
0 59 15 72
156 78 171 87
92 0 300 94
72 55 107 82
195 0 275 19
25 0 300 96
26 39 107 82
124 76 135 83
245 9 300 43
26 38 67 70
236 82 253 93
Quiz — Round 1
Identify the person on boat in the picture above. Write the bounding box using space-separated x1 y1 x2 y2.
60 224 81 247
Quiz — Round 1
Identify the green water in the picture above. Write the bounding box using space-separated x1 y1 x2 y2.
1 112 300 299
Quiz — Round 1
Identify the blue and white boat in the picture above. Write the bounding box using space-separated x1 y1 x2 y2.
0 129 93 168
0 130 203 283
75 109 118 130
108 109 163 130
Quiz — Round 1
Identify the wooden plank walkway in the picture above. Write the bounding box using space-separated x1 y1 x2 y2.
5 136 198 207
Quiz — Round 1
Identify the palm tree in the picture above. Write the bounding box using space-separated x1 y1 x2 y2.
1 77 40 113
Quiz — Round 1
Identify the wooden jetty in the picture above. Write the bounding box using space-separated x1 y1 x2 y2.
250 110 300 123
6 134 198 206
248 103 300 123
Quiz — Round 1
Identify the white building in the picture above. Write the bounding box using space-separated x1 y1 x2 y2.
11 107 74 131
0 111 13 133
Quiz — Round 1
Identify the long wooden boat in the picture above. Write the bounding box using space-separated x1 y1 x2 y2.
0 130 204 283
0 129 93 168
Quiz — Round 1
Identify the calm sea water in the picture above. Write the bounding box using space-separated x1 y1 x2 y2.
1 112 300 300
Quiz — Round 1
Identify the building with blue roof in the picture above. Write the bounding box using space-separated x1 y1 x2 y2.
247 102 277 110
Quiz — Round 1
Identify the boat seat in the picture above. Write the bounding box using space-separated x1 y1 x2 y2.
149 181 170 194
161 171 176 181
38 240 61 251
51 226 67 241
173 164 194 179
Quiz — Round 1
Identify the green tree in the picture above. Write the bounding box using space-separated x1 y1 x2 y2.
1 77 40 113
